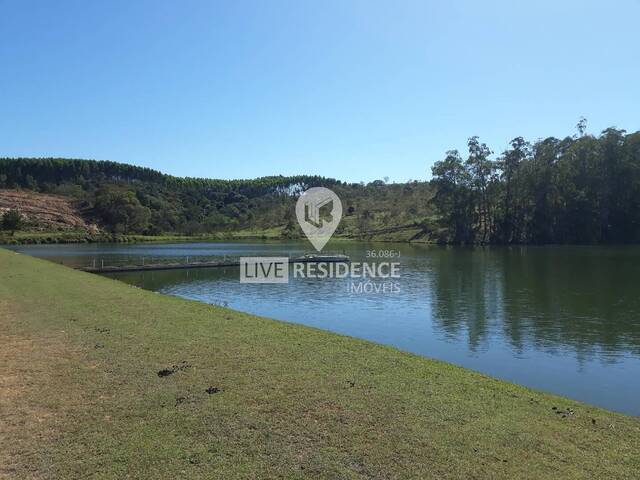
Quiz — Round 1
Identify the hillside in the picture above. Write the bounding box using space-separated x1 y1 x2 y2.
0 158 436 241
0 189 98 233
3 124 640 246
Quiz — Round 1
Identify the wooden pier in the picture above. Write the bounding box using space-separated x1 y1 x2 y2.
79 254 350 274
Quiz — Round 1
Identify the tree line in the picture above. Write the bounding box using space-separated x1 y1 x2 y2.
2 122 639 244
431 123 640 244
0 157 432 236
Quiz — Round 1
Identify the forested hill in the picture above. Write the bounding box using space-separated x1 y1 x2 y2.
2 124 640 244
0 158 433 239
0 158 342 197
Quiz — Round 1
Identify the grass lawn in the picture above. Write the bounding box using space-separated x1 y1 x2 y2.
0 248 638 479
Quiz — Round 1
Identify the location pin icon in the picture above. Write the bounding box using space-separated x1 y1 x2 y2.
296 187 342 252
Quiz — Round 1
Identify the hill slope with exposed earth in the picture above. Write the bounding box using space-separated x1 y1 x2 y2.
0 189 98 233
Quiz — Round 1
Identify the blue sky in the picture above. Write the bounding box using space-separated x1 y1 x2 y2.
1 0 638 182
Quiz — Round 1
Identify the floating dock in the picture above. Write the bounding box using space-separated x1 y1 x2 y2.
79 254 350 274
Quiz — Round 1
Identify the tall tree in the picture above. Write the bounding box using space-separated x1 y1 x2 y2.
431 150 474 243
497 137 529 243
465 137 496 243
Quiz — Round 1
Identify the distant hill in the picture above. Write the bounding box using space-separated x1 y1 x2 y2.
4 125 637 245
0 158 435 240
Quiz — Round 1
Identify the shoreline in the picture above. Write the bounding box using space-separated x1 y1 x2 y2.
3 230 638 247
0 231 434 246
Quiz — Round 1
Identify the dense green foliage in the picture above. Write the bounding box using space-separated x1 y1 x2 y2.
431 125 640 244
1 209 22 234
0 158 337 234
0 158 433 237
2 123 640 244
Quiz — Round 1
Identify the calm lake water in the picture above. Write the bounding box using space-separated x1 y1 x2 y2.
9 241 640 415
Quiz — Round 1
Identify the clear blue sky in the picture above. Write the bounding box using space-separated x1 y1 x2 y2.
1 0 638 182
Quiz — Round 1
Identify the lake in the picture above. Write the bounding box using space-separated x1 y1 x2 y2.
8 241 640 415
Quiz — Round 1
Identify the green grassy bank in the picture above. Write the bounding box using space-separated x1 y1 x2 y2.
0 229 286 245
1 248 638 479
0 223 432 245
